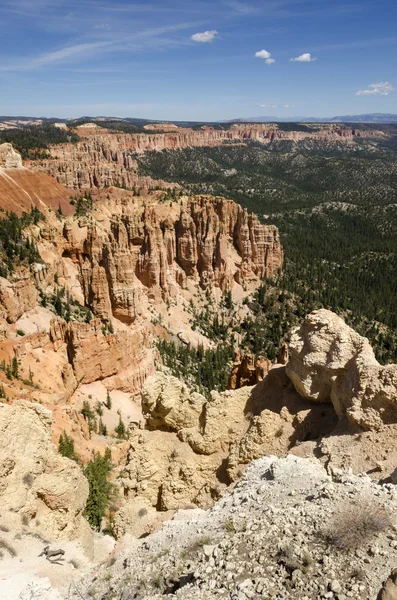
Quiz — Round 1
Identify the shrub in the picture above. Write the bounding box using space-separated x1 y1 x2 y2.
23 473 34 487
16 329 25 337
324 499 391 551
224 519 235 533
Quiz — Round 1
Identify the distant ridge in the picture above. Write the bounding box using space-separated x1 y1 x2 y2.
226 113 397 124
1 113 397 127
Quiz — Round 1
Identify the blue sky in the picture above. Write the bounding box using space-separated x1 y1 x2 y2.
1 0 396 120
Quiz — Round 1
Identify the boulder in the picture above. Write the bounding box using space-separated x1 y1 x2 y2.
286 309 397 430
0 401 91 547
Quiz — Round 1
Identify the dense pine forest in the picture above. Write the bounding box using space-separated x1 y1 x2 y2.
137 129 397 364
0 124 79 159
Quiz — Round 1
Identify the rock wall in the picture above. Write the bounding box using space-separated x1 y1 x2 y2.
31 124 383 190
115 369 337 530
0 401 91 545
0 145 73 215
64 194 283 322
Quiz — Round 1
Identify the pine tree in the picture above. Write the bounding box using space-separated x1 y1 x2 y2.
105 390 112 410
98 418 107 436
114 415 127 439
81 400 95 421
84 448 113 531
58 431 79 462
11 356 19 379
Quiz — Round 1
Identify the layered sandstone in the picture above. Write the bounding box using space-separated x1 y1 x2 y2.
0 162 73 216
32 124 384 190
63 193 283 324
0 401 91 544
286 309 397 430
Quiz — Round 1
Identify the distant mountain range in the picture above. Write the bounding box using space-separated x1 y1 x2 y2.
227 113 397 124
1 113 397 127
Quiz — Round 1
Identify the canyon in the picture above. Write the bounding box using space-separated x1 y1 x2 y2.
0 127 396 599
30 123 385 190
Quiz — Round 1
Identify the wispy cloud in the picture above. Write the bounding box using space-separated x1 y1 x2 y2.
355 82 395 96
191 30 218 42
0 22 201 71
224 1 258 14
260 103 295 108
95 23 112 30
255 49 275 64
290 52 316 62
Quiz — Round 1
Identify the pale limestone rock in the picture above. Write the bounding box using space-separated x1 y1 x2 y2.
0 401 91 546
0 143 22 169
112 497 157 539
286 309 397 429
117 369 337 527
377 570 397 600
142 372 205 431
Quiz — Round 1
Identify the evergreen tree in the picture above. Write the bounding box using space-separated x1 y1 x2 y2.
105 390 112 410
98 418 107 436
84 448 113 531
115 415 127 439
11 356 19 379
81 400 95 421
58 431 80 463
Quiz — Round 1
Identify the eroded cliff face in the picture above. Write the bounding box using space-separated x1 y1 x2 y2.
31 124 384 190
63 192 283 324
0 401 91 545
113 310 397 536
0 147 283 477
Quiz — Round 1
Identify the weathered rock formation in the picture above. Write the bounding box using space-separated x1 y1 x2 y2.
0 401 91 544
227 351 272 390
0 151 73 215
63 193 283 324
74 455 397 600
116 369 337 529
0 142 23 169
286 309 397 430
32 124 384 190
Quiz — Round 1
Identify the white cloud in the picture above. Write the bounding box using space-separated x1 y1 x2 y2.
255 49 271 59
290 52 316 62
191 30 218 43
95 23 112 31
255 49 275 64
355 81 395 96
260 104 278 108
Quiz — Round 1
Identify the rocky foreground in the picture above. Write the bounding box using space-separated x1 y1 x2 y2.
69 455 397 600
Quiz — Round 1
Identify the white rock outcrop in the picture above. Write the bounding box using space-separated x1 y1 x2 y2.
69 455 397 600
286 309 397 429
0 143 23 169
0 401 91 545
